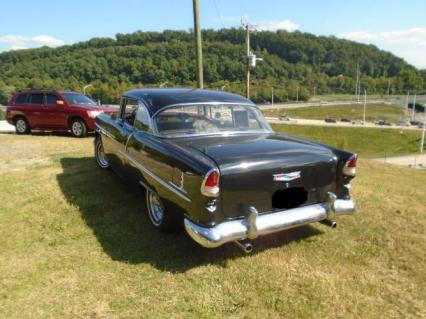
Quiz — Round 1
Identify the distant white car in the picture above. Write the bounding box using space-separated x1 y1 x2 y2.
278 115 297 123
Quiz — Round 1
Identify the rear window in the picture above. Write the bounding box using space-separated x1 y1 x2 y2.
15 93 28 104
29 93 44 104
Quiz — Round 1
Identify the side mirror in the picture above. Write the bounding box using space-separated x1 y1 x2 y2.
56 100 65 106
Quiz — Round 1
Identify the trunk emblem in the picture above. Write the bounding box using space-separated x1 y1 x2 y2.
273 171 301 182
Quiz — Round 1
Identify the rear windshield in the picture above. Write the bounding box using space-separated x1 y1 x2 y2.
62 93 97 106
154 104 272 137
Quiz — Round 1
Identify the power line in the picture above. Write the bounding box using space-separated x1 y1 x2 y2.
212 0 225 28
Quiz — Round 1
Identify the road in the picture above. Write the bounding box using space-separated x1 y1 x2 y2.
266 117 423 130
0 120 14 132
374 154 426 169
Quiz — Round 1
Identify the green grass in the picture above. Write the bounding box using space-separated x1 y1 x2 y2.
0 110 5 121
0 133 425 318
264 103 405 122
308 94 386 102
272 124 424 158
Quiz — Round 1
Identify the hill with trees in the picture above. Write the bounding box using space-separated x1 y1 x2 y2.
0 28 425 104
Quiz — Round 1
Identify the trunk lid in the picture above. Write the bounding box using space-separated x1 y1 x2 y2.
172 133 338 218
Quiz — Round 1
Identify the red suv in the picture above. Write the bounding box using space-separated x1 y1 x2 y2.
6 90 117 137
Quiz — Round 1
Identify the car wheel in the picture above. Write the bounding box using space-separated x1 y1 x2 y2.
70 119 88 137
146 189 178 233
14 117 31 134
95 137 110 169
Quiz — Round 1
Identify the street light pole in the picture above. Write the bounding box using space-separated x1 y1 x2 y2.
83 84 93 95
271 87 274 106
192 0 203 88
363 89 367 124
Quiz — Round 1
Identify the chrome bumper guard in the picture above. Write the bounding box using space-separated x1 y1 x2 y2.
184 192 355 248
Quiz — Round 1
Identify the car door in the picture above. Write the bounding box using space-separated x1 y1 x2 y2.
125 104 181 203
27 93 46 128
43 93 68 128
105 97 139 176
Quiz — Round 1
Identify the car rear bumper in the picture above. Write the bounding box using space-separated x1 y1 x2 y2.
184 192 355 248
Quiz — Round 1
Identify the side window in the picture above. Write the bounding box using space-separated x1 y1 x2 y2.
29 93 44 104
45 94 59 105
15 93 28 104
121 98 139 125
134 106 151 132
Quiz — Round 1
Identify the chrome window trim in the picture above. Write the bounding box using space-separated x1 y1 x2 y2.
120 150 192 203
151 102 272 138
151 101 258 118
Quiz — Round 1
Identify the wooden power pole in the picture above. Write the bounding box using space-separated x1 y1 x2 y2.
193 0 203 88
245 23 250 98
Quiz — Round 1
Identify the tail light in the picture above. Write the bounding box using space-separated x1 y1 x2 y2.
201 169 220 197
343 154 357 176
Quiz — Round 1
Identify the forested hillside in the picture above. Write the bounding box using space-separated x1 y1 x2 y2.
0 28 425 104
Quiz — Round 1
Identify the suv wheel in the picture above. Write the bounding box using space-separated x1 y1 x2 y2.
14 117 31 134
70 118 88 137
95 137 110 169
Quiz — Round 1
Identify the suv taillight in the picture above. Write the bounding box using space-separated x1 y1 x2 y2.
343 155 357 176
201 169 220 197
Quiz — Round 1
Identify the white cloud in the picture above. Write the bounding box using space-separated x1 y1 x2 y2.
32 35 65 47
339 27 426 68
257 19 299 32
0 34 66 52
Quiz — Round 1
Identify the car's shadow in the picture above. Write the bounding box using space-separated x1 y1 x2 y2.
57 157 323 273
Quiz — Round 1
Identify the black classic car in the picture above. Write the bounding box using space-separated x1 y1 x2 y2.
94 88 356 252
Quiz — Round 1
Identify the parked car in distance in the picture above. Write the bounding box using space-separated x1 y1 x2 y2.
394 120 410 127
6 89 117 137
278 115 297 123
375 119 392 126
340 118 351 123
324 118 337 123
94 88 357 252
351 119 364 125
410 120 422 126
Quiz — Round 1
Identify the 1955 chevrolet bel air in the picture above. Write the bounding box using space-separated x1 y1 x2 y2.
94 88 356 252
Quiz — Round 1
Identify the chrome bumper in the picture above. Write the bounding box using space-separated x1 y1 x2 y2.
184 192 355 248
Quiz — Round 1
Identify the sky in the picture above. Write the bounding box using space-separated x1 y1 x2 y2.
0 0 425 68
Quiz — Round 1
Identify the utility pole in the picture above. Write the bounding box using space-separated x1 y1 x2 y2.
406 91 410 118
420 108 426 153
245 23 250 98
363 89 367 124
355 63 359 101
271 87 274 106
193 0 203 88
296 86 299 102
412 93 417 120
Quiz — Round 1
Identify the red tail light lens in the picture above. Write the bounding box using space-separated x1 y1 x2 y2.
201 169 220 197
343 155 357 176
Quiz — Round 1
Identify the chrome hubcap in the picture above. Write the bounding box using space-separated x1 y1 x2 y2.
16 119 26 132
72 121 83 136
96 141 109 167
148 192 164 226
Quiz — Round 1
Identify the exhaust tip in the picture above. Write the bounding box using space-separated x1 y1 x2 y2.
234 240 253 253
320 219 337 228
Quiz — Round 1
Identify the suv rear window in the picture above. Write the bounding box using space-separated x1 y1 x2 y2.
15 93 28 104
29 93 44 104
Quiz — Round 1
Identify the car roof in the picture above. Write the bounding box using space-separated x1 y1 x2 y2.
122 88 255 114
16 89 77 95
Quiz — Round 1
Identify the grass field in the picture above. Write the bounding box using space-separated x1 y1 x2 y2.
272 124 424 158
264 103 405 122
0 132 425 318
308 94 387 102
